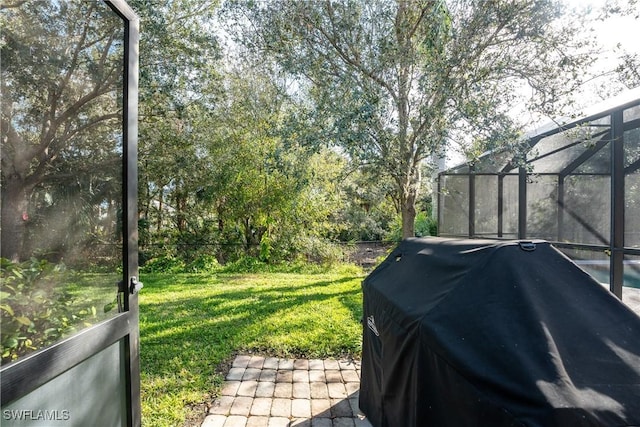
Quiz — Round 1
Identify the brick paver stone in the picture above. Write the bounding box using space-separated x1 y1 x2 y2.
263 357 280 370
259 369 277 382
338 360 357 370
348 397 361 416
276 370 293 383
294 359 309 370
230 397 253 416
278 359 294 370
309 370 325 382
293 370 309 383
333 418 355 427
327 382 347 399
311 419 332 427
311 399 332 418
323 359 340 370
341 370 360 383
308 359 324 370
223 415 248 427
291 399 312 418
201 415 227 427
310 382 329 399
273 382 292 398
292 382 311 399
331 399 353 417
210 396 234 415
237 381 258 397
345 382 360 396
232 355 252 368
221 381 241 397
290 418 312 427
227 368 246 381
248 356 266 369
267 417 290 427
255 382 275 398
324 370 343 383
270 398 291 418
250 398 273 416
243 368 262 381
246 416 269 427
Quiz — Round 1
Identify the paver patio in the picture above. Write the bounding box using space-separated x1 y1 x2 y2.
202 355 373 427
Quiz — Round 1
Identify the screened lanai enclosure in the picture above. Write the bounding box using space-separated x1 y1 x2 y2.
437 90 640 308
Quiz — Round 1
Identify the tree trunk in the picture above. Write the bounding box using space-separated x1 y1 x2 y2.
400 186 417 239
243 217 266 256
1 177 31 262
398 159 421 240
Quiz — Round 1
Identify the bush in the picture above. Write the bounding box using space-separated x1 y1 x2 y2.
294 236 346 265
385 212 438 241
185 254 219 273
139 254 185 273
221 256 267 273
415 212 438 237
0 258 101 365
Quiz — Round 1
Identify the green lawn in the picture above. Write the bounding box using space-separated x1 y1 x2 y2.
139 266 365 426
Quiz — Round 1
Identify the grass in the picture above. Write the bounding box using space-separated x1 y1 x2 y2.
139 264 366 426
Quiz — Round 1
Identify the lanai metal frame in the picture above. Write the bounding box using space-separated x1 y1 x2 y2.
437 91 640 299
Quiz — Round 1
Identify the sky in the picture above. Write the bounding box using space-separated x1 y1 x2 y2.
444 0 640 166
562 0 639 96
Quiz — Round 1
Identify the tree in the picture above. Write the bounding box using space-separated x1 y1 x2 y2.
225 0 595 238
126 0 222 253
1 2 125 262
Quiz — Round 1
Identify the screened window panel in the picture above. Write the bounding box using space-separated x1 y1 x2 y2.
474 175 498 237
624 255 640 288
529 143 585 174
528 121 611 174
526 175 558 240
562 175 610 245
473 151 514 173
0 2 125 365
439 175 469 236
502 175 519 238
623 255 640 311
558 247 610 286
573 142 611 175
625 128 640 248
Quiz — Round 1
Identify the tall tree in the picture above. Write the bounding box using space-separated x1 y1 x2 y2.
126 0 222 243
226 0 594 238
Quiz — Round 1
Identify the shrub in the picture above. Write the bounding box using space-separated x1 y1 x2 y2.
139 254 185 273
385 212 438 241
0 258 101 365
185 254 220 273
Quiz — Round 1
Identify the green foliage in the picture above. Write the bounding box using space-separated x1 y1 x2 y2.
1 1 126 263
0 258 104 365
225 0 599 238
139 255 186 274
416 212 438 238
386 212 438 241
185 254 220 273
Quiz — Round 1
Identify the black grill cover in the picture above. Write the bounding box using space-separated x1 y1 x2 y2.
359 238 640 427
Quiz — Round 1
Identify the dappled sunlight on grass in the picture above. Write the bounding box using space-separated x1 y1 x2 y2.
138 269 365 426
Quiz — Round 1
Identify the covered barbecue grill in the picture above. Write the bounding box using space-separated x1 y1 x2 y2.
359 238 640 427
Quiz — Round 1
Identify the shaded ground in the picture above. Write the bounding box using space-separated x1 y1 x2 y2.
345 242 394 270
